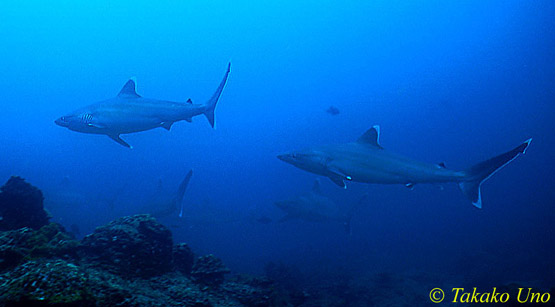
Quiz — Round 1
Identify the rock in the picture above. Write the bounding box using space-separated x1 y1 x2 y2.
191 254 230 286
80 214 173 278
0 259 93 306
0 176 50 231
173 243 195 275
0 223 79 272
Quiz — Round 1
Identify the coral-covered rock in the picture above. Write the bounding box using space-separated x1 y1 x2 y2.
191 254 230 286
0 176 50 231
0 259 93 306
173 243 195 275
0 223 79 271
80 214 173 278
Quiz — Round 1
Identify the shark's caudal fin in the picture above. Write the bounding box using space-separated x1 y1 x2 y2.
204 63 231 128
177 169 193 218
459 138 532 208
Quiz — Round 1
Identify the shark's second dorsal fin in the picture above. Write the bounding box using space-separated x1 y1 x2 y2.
118 79 141 98
357 125 383 149
312 179 322 194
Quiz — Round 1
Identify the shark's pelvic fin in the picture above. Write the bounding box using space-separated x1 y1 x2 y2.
161 122 173 131
108 134 132 149
459 138 532 208
357 125 383 149
118 79 141 98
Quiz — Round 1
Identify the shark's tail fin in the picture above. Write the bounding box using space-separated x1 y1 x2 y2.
459 139 531 208
177 169 193 218
204 63 231 128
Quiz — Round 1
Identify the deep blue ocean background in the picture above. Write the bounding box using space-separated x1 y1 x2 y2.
1 0 553 291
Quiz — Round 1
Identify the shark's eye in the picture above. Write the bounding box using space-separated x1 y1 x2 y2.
61 116 66 121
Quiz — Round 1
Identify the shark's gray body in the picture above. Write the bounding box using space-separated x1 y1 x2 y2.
278 126 531 208
275 180 367 233
55 64 230 148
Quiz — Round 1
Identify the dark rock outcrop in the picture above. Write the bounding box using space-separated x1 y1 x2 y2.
192 254 231 286
80 214 173 278
0 176 50 231
173 243 195 275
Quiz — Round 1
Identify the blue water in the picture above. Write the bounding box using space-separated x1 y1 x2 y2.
1 0 553 290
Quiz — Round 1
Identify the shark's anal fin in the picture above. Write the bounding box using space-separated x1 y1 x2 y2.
108 135 132 149
161 122 173 131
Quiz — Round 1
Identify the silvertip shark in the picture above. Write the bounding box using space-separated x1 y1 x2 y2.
55 63 231 148
275 179 368 234
278 126 532 208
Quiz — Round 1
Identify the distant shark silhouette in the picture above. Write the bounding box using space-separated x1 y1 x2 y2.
275 179 368 234
55 63 230 148
143 169 193 218
278 126 532 208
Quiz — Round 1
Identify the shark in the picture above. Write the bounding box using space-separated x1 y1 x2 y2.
55 63 231 148
278 126 532 208
275 179 368 233
140 169 193 218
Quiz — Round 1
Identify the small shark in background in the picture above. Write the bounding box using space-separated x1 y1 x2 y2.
55 63 231 148
278 126 532 208
142 169 193 218
326 106 340 115
275 179 368 234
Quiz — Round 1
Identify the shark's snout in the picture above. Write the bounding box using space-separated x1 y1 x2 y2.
55 117 68 127
277 153 294 164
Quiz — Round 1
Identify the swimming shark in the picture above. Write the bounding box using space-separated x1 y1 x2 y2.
278 126 532 208
55 63 231 148
140 169 193 218
275 179 368 233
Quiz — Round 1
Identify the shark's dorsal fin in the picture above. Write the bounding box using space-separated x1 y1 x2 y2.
312 179 322 194
437 162 447 168
357 125 383 149
118 79 141 98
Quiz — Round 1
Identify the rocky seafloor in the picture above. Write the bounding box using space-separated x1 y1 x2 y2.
0 176 287 306
1 176 552 307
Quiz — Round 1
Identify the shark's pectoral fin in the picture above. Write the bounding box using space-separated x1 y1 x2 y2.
87 123 106 129
161 122 173 131
108 135 132 149
327 167 351 189
312 179 322 194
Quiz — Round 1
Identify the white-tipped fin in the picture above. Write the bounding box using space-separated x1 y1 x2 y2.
356 125 383 149
118 78 141 98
